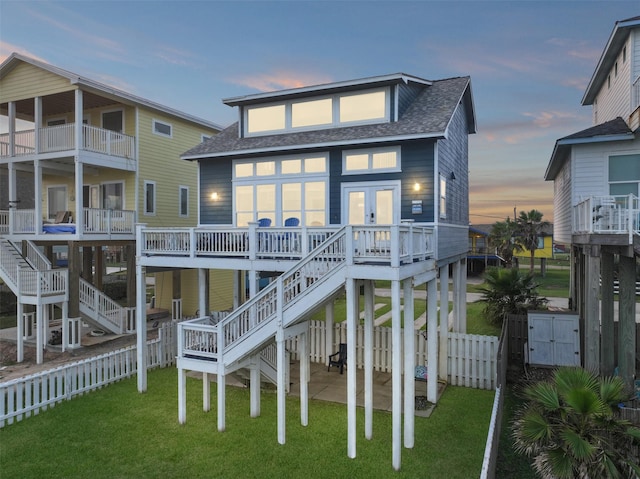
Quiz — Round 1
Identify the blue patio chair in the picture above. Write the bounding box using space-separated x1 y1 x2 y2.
282 217 300 254
257 218 271 252
284 217 299 227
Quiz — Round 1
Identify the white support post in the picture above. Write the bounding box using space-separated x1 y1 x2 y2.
391 280 402 471
250 356 260 418
16 302 23 362
458 259 467 332
276 330 286 444
178 367 186 424
198 268 207 316
403 279 415 449
217 372 226 432
300 330 309 427
203 372 211 412
427 278 439 403
61 300 69 352
36 304 44 365
364 280 374 440
452 261 461 332
8 101 15 157
325 301 334 365
248 269 258 299
136 262 147 392
438 265 449 378
346 277 357 459
34 96 41 154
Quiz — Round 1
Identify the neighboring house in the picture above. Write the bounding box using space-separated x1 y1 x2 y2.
136 72 476 469
544 17 640 389
467 225 503 274
0 53 224 365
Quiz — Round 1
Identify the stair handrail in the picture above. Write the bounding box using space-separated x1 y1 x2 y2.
23 240 52 271
217 226 348 357
79 278 127 333
0 239 29 290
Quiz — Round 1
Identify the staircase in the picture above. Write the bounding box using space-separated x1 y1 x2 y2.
0 237 132 334
179 226 349 374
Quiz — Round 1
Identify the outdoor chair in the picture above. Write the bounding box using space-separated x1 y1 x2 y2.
328 343 347 374
257 218 272 252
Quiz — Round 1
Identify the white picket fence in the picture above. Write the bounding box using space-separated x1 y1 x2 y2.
1 319 497 428
0 322 176 427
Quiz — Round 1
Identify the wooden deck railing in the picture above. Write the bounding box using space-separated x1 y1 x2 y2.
0 124 135 160
574 194 640 243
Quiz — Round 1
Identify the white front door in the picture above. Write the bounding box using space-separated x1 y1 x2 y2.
342 181 399 225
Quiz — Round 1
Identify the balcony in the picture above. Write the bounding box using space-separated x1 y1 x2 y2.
0 123 136 161
139 223 434 266
0 208 136 239
574 195 640 243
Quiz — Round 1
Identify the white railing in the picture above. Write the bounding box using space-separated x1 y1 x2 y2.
17 268 68 297
0 239 25 290
23 240 52 271
0 211 8 233
0 322 176 427
83 208 135 234
79 278 130 334
574 194 640 242
141 223 434 263
0 124 135 160
1 208 135 236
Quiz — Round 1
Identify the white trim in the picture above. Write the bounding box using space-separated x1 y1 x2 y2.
179 185 189 218
342 145 401 175
143 180 156 216
152 118 173 139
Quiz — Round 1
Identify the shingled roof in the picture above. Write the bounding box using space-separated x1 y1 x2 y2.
182 75 474 160
544 117 634 180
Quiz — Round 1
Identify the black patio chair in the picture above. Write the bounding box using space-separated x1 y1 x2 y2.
328 343 347 374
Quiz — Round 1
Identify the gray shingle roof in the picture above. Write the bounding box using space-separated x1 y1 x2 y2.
561 117 631 140
183 76 472 159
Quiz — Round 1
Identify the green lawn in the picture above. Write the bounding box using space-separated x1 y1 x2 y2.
0 367 495 478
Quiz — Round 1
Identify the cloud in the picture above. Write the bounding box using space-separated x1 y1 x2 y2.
154 45 197 67
230 71 334 92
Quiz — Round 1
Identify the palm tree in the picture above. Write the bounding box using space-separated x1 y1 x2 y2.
515 209 549 273
512 367 640 479
488 218 518 267
479 267 547 324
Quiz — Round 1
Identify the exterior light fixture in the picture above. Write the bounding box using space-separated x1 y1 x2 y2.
413 182 420 192
210 192 219 201
450 172 456 180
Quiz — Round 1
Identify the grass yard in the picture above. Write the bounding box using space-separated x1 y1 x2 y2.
0 368 495 478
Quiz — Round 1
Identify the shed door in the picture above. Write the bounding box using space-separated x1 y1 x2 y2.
528 312 580 367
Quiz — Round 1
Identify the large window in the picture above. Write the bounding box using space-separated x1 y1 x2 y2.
343 147 400 174
233 154 328 226
439 174 447 219
245 87 389 136
47 185 67 220
102 182 124 210
102 110 123 133
609 154 640 196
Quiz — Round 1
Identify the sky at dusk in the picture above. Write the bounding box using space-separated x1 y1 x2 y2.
1 1 637 224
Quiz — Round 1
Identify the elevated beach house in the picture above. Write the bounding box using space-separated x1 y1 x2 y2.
0 53 222 364
136 73 475 469
545 17 640 390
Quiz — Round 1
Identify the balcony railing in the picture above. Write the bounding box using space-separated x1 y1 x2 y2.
0 123 135 160
574 194 640 243
139 222 434 265
0 208 135 236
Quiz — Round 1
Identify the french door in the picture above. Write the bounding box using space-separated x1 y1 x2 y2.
342 181 399 225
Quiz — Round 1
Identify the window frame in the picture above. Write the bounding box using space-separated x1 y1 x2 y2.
144 180 157 216
152 119 173 138
101 108 124 133
179 185 189 217
232 153 329 226
243 86 390 137
342 146 401 175
439 174 447 220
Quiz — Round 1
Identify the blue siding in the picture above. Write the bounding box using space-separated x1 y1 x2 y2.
436 101 470 260
199 160 233 224
397 83 424 119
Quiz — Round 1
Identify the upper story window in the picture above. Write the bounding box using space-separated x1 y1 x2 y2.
152 119 173 138
244 87 389 136
144 180 156 216
623 46 627 63
609 154 640 196
102 110 123 133
439 174 447 219
343 146 400 174
179 186 189 217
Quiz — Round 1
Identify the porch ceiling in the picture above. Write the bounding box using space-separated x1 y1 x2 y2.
1 91 119 122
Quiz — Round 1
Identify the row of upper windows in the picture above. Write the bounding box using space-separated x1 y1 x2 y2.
233 147 399 179
244 87 389 136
